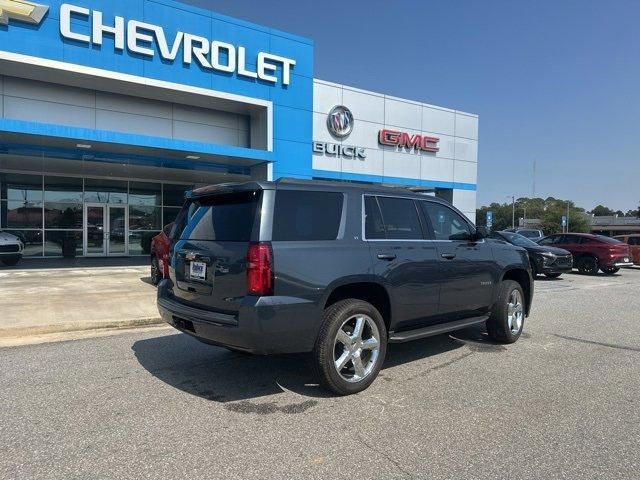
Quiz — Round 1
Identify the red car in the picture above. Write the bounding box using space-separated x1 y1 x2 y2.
538 233 633 275
150 223 173 286
614 234 640 266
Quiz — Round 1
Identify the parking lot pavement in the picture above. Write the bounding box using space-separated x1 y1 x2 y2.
0 264 159 337
1 269 639 480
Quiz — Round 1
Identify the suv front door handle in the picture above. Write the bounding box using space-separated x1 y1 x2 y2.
441 253 456 260
377 254 397 261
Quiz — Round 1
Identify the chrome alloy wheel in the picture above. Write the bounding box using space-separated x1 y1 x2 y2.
333 314 381 383
507 289 524 335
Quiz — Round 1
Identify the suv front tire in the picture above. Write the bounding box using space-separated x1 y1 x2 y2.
486 280 525 344
314 299 387 395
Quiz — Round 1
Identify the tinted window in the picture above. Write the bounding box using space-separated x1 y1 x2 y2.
539 236 558 245
178 191 261 242
500 232 539 247
369 197 424 240
595 235 624 245
519 230 542 238
273 191 343 241
364 196 386 239
421 202 471 241
628 237 640 246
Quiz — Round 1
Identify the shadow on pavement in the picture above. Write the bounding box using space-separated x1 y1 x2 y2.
140 276 155 286
0 257 149 271
132 326 470 403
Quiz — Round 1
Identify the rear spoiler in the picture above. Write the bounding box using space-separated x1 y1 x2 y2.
186 181 273 200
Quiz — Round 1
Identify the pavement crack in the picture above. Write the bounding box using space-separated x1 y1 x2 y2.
553 334 640 352
355 433 414 479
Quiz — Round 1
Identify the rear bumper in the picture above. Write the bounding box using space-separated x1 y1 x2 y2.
157 280 322 354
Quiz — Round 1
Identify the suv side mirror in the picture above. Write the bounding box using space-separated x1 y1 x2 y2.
474 226 489 240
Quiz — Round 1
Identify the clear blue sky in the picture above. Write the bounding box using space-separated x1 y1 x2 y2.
183 0 639 212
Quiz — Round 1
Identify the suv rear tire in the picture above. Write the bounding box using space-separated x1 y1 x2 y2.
314 299 387 395
486 280 525 344
576 256 599 275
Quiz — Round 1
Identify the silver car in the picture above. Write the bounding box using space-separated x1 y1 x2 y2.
0 231 24 266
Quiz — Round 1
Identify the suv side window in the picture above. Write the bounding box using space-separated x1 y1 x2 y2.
421 202 471 241
273 190 344 241
365 196 424 240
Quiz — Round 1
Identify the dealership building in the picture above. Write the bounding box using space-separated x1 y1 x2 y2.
0 0 478 258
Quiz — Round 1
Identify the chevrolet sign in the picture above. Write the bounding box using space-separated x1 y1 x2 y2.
0 0 48 25
55 3 296 86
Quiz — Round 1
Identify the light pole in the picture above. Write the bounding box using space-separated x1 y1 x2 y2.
507 195 515 228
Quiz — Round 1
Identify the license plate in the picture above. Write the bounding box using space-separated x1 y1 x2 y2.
189 261 206 280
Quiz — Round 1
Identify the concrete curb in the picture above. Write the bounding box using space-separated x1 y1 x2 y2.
0 317 164 339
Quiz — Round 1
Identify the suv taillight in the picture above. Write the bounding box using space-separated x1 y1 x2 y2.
247 242 273 296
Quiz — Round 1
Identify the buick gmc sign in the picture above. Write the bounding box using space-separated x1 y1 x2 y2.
58 3 296 86
379 129 440 153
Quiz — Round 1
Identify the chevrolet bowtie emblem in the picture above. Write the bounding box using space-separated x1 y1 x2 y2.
0 0 48 26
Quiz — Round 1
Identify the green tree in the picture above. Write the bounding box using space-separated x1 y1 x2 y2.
589 205 615 216
477 197 590 234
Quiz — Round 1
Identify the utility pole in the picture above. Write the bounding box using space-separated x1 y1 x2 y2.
507 195 515 228
566 201 570 232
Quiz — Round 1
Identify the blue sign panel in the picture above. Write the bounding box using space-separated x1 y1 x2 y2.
0 0 315 179
486 211 493 227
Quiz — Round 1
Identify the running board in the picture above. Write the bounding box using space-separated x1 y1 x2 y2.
388 315 489 343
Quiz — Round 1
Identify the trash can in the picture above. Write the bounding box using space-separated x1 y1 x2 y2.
62 234 77 258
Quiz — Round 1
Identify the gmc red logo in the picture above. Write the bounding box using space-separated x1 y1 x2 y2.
378 129 440 153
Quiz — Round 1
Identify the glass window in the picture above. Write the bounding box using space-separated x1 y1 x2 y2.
129 206 162 231
44 231 83 257
44 176 83 203
364 196 386 240
1 200 43 229
0 173 42 202
374 197 424 240
594 235 624 245
628 237 640 246
44 203 83 229
539 235 559 245
272 191 343 241
4 229 43 257
129 182 162 206
421 202 471 241
84 178 127 204
182 191 262 242
128 231 160 256
163 184 190 207
162 207 181 227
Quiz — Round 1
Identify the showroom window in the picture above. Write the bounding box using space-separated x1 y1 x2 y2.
0 173 44 257
44 176 84 257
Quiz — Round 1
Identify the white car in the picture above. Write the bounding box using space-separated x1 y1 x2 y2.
0 231 24 266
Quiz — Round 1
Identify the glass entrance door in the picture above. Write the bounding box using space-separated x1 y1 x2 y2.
107 205 127 256
85 204 106 256
84 204 128 256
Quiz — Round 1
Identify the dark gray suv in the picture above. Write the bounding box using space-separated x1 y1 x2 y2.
158 179 533 395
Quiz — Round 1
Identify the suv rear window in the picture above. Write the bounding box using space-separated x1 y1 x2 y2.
272 190 343 241
174 191 262 242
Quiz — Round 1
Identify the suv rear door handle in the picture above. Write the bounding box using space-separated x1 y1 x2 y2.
377 254 397 261
441 253 456 260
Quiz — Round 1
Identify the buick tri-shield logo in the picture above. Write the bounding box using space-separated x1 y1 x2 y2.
0 0 49 25
327 105 354 139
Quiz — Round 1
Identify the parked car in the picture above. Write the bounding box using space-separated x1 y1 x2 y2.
490 231 572 278
503 228 544 240
150 223 173 286
157 179 534 395
0 231 24 266
613 234 640 266
537 233 633 275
